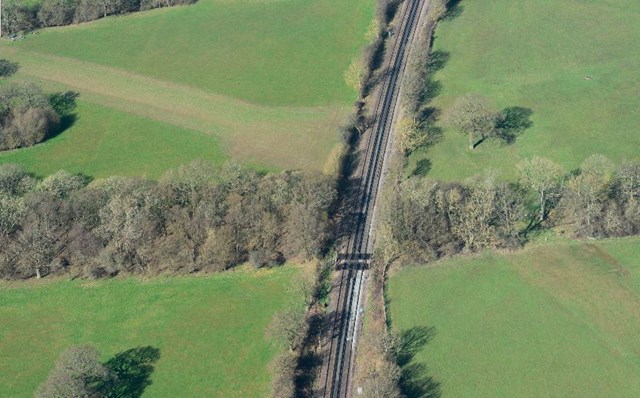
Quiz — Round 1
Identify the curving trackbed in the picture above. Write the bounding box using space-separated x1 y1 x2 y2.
321 0 432 396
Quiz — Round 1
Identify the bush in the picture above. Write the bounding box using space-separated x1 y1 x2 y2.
0 82 61 151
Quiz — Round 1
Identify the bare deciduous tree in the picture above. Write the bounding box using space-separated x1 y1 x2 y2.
36 345 111 398
447 94 496 150
517 156 565 222
397 117 429 154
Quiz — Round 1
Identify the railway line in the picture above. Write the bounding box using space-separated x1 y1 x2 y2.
321 0 431 396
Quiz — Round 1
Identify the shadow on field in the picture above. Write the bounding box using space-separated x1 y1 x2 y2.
47 91 80 141
407 50 450 176
412 158 432 176
443 0 464 21
396 326 441 398
495 106 534 145
0 59 20 78
102 346 161 398
294 312 327 397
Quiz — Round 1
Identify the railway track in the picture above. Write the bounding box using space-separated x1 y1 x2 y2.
321 0 430 396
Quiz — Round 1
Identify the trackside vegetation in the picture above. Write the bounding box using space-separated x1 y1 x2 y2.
388 238 640 397
0 268 301 397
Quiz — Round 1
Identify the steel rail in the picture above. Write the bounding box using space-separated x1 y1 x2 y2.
321 0 429 396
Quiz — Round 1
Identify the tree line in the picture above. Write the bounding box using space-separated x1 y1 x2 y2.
1 0 196 36
0 81 77 151
379 155 640 263
0 161 336 280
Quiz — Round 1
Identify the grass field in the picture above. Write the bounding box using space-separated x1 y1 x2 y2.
0 268 301 397
410 0 640 181
0 101 226 178
388 237 640 397
0 0 375 174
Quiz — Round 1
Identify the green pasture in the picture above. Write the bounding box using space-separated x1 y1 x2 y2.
412 0 640 180
0 0 375 174
9 0 373 106
389 237 640 397
0 268 300 397
0 100 226 178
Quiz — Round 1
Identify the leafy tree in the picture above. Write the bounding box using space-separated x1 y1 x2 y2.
95 178 159 274
448 182 499 251
447 94 496 150
402 38 430 115
36 170 87 198
517 157 565 222
1 2 39 36
0 163 36 196
48 91 80 116
0 195 25 236
0 161 336 280
271 352 296 398
198 227 239 272
285 174 335 259
160 159 214 211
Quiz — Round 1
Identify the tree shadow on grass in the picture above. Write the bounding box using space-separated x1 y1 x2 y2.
407 50 449 159
293 312 327 398
396 326 441 398
46 91 80 141
443 0 464 21
400 363 442 398
102 346 161 398
495 106 533 145
418 50 449 110
427 50 450 76
412 158 432 177
0 59 20 78
46 114 78 140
